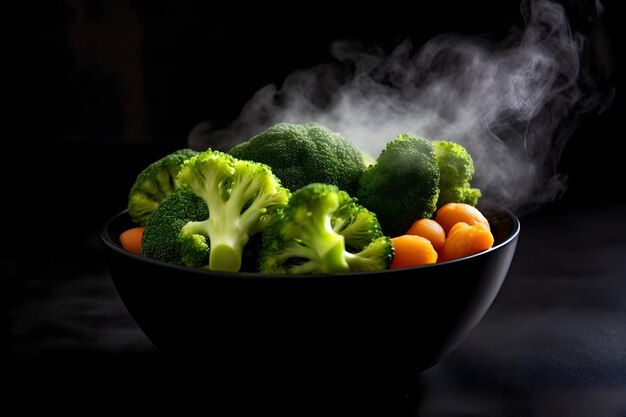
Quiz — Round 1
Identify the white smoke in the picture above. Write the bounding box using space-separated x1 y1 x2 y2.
188 0 613 214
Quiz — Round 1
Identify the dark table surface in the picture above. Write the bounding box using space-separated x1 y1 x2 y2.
2 143 626 417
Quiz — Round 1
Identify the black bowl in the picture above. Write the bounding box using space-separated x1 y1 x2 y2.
100 202 519 384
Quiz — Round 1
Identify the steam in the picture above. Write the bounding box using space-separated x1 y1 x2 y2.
188 0 613 214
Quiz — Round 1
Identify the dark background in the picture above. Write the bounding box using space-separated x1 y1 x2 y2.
1 0 624 415
1 0 622 224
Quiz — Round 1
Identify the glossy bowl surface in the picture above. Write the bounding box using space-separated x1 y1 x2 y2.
101 202 519 382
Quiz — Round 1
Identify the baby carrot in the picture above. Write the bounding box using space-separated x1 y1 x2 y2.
119 226 145 255
390 235 438 269
405 218 446 253
447 221 471 237
434 202 490 235
438 223 494 262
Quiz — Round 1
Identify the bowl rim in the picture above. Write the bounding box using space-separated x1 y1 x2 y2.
101 203 520 280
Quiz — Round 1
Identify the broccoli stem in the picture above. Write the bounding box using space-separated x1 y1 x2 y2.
209 244 242 272
300 214 350 274
344 251 378 272
208 201 248 272
181 215 248 272
320 239 350 273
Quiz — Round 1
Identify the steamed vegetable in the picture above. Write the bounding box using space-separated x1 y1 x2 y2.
128 148 199 225
357 134 440 237
433 140 481 208
119 226 145 255
438 222 494 262
227 122 366 196
140 188 209 266
389 203 494 266
141 149 290 272
405 218 446 253
433 202 490 235
433 203 494 262
120 120 492 272
390 235 438 269
258 183 394 274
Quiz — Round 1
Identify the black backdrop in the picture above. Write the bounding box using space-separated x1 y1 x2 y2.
3 0 621 177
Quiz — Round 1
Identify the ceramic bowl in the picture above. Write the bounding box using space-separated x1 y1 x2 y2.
101 202 519 383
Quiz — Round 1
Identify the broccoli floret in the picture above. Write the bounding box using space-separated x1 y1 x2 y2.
141 188 209 266
360 150 377 167
259 183 394 274
128 148 199 225
227 122 366 195
140 149 290 272
357 134 440 237
433 140 481 208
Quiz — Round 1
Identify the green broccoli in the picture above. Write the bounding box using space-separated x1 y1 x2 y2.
227 122 365 195
357 134 440 237
433 140 481 208
141 188 209 266
128 148 199 225
140 149 290 272
360 150 377 167
259 183 394 274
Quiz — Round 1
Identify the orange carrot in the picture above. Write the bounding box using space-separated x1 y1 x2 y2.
438 223 494 262
405 218 446 253
119 226 145 255
447 221 471 237
434 202 490 235
390 235 438 269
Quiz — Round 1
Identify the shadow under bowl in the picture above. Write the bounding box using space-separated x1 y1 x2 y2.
101 202 519 383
